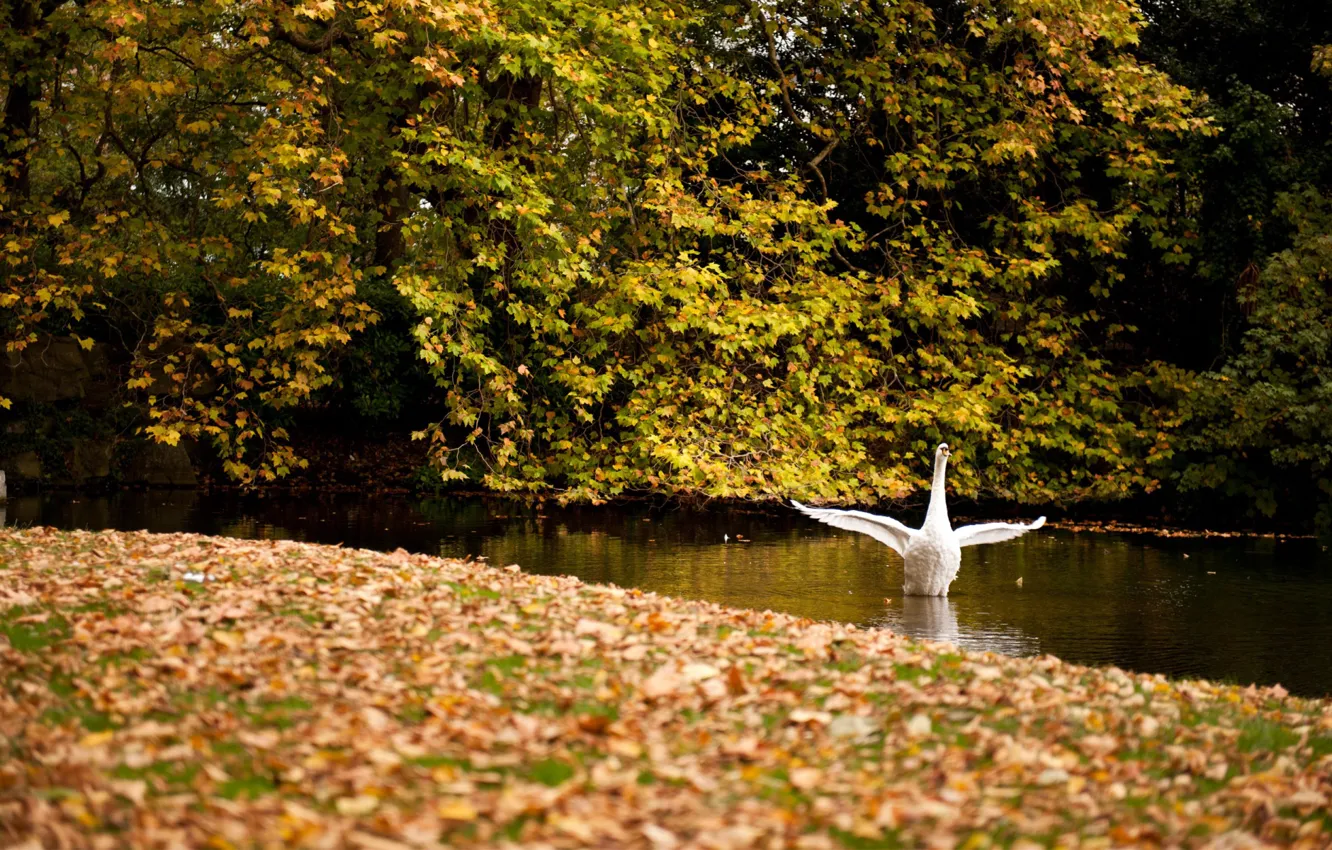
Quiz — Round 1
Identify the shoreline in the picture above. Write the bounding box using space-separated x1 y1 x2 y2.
3 486 1320 541
2 528 1329 849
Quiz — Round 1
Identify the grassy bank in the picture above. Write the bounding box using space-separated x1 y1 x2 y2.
1 529 1330 849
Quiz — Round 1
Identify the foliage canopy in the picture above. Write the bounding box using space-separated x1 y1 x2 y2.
16 0 1317 514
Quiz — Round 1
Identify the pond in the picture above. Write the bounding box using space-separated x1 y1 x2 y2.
7 491 1332 697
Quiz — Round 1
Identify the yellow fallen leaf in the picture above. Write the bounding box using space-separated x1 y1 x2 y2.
60 797 97 828
80 730 115 748
211 629 245 649
438 799 478 821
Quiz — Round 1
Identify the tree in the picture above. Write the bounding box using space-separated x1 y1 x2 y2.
1172 190 1332 528
1131 1 1332 527
3 0 1205 505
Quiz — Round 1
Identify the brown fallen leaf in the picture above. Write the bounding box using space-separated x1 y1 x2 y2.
4 527 1330 850
726 665 746 696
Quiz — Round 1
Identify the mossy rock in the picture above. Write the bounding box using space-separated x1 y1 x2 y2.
1 337 109 405
125 443 197 488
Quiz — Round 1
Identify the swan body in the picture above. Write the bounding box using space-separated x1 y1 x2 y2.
792 443 1045 597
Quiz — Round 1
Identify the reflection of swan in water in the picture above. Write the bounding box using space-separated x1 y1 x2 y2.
875 596 1042 657
900 596 960 644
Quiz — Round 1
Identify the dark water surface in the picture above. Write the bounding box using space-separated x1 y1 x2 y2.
8 492 1332 697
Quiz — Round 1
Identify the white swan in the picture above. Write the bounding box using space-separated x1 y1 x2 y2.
792 443 1045 596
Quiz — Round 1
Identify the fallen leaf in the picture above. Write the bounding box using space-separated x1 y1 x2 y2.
211 629 244 649
790 767 823 789
336 795 379 816
905 713 932 737
437 800 477 821
642 823 680 850
641 663 683 698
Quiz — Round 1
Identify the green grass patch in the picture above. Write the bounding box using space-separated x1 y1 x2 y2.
1237 718 1301 753
892 664 929 683
218 775 277 801
830 826 903 849
1 606 71 652
444 580 500 601
1309 735 1332 758
113 759 202 789
527 758 575 787
489 654 528 674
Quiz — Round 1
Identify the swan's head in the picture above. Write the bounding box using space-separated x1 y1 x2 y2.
935 442 951 460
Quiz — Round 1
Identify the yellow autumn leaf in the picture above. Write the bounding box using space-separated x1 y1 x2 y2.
211 629 245 649
80 730 115 748
437 800 477 821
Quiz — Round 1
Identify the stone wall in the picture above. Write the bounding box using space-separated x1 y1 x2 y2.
1 336 199 492
2 336 112 405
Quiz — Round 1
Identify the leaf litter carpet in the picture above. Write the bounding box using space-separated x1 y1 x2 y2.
1 529 1329 849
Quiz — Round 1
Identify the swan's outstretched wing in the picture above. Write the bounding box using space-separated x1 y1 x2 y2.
790 500 915 556
953 516 1046 548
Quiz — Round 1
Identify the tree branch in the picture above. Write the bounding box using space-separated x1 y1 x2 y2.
271 20 352 55
749 3 840 198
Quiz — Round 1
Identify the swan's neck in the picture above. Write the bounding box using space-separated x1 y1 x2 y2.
924 454 949 527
